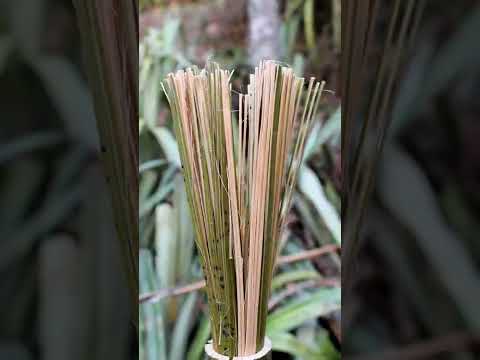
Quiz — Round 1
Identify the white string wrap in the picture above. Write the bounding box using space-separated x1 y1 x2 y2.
205 338 272 359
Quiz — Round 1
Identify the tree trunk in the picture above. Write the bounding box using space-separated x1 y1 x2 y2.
247 0 282 66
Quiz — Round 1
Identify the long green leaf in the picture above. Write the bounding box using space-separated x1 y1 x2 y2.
186 314 212 360
271 270 320 292
169 292 198 360
269 332 323 360
379 144 480 331
140 159 168 173
0 181 83 272
151 127 181 168
140 250 167 360
0 132 64 165
140 181 175 218
266 287 341 334
298 166 341 244
173 174 194 281
155 204 176 289
31 57 99 150
293 194 330 246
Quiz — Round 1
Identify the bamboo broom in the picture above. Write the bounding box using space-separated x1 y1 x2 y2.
162 60 325 358
72 0 139 325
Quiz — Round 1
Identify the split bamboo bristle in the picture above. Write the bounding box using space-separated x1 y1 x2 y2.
162 60 324 357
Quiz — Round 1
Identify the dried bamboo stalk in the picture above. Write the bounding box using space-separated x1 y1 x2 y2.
342 0 426 292
72 0 139 324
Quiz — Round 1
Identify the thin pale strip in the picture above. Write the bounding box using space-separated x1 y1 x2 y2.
220 71 246 355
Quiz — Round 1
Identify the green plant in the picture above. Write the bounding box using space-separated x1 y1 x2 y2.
284 0 316 52
139 176 198 360
138 17 212 360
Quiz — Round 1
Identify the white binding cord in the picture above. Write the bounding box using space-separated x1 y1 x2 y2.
205 337 272 359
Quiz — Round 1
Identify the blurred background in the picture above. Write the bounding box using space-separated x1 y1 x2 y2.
0 0 133 359
139 0 341 359
343 1 480 358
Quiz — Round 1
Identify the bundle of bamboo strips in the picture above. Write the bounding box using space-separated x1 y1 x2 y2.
342 0 426 294
72 0 139 325
163 60 324 357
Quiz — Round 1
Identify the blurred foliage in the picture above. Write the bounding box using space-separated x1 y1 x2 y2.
0 0 132 359
139 1 342 358
343 1 480 358
283 0 316 52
